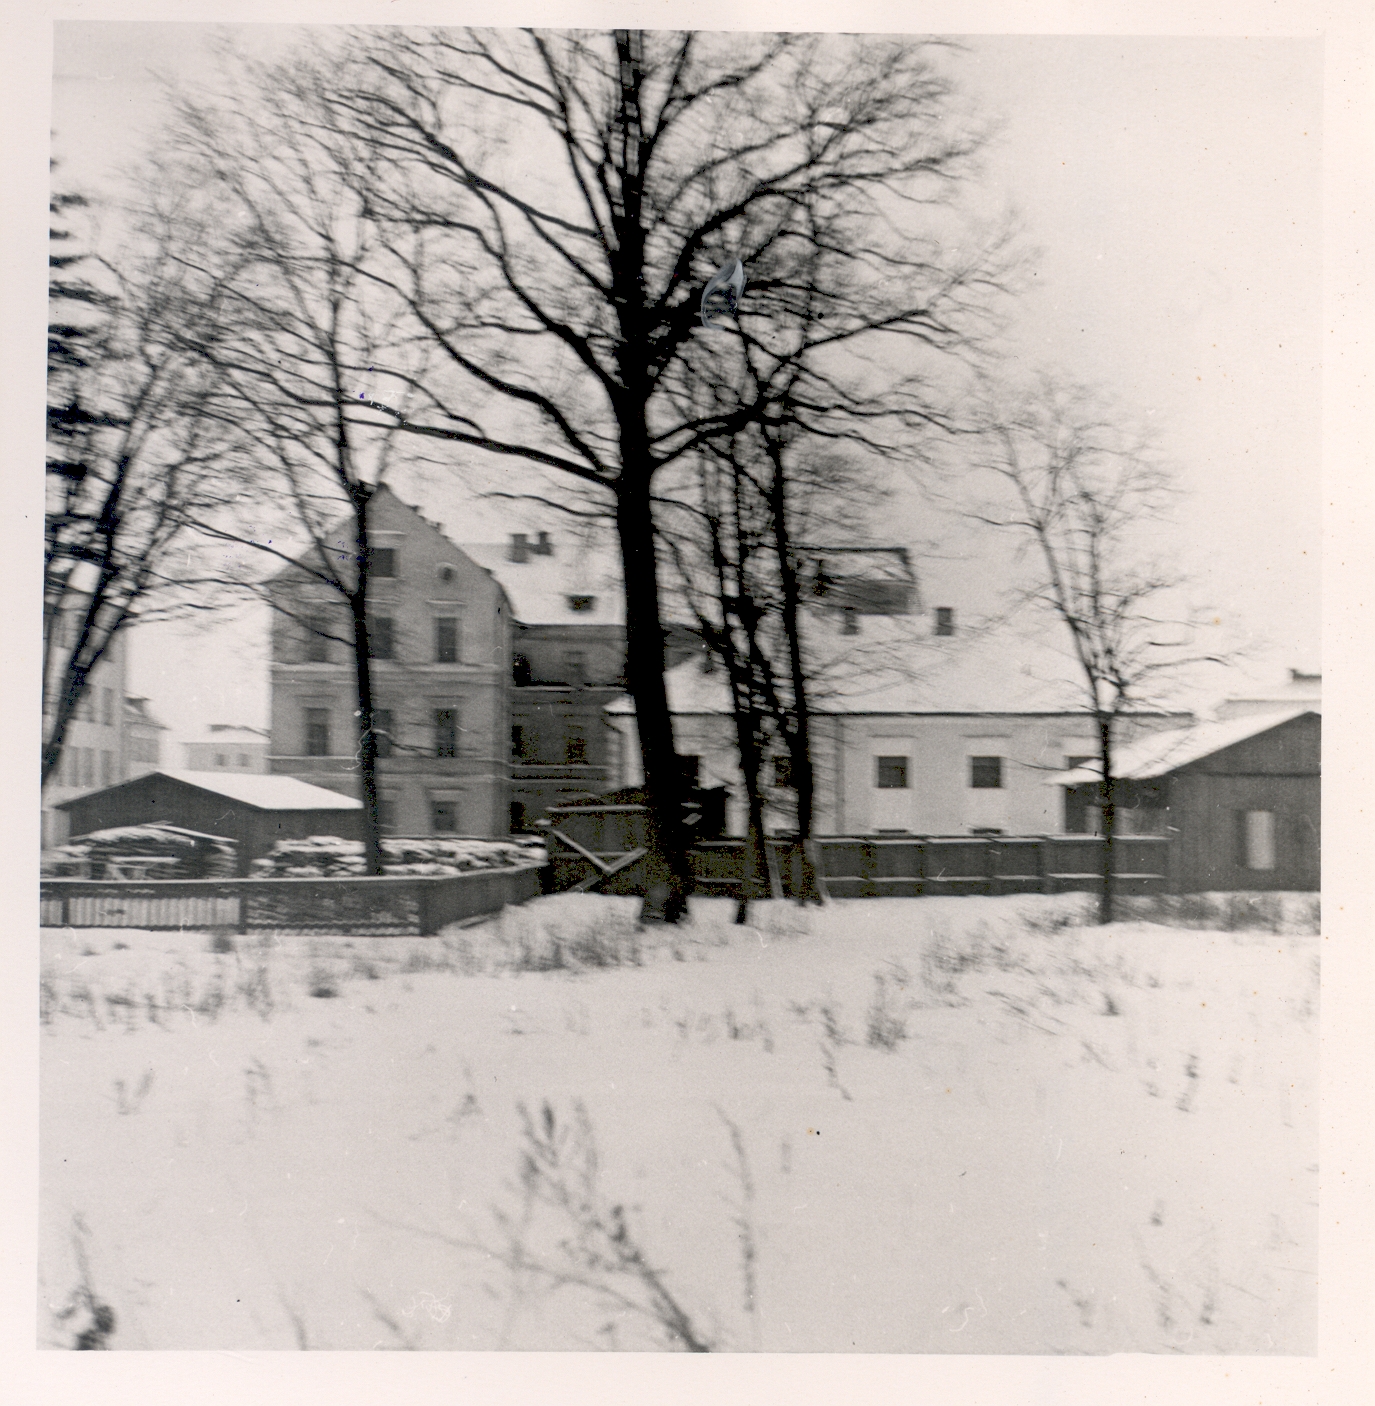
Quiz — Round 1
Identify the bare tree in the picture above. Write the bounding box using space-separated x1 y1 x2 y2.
310 26 1010 920
43 184 234 789
969 375 1229 921
140 54 437 875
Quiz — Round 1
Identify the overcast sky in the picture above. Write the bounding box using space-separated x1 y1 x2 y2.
47 21 1323 738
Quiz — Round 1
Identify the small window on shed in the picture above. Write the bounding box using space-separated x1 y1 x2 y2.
1240 810 1277 871
875 756 908 789
969 756 1003 789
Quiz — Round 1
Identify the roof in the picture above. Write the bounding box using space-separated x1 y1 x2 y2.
458 540 625 627
57 770 362 812
607 620 1143 718
1053 707 1319 784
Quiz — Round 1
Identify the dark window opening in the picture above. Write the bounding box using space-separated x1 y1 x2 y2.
875 755 908 789
434 709 458 758
970 755 1003 789
510 801 527 833
369 546 397 578
304 616 330 663
934 606 955 636
568 594 596 613
369 616 395 660
435 617 459 664
305 708 330 757
511 724 526 761
679 755 701 788
565 726 588 764
372 709 393 758
437 564 456 584
969 826 1004 836
432 801 458 833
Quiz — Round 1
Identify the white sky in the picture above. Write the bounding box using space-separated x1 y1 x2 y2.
43 20 1323 736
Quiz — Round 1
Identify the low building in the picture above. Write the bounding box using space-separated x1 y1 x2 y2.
1215 668 1321 721
183 725 271 774
607 613 1192 838
55 770 363 876
1055 708 1320 891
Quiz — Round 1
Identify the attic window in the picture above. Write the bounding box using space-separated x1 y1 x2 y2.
568 594 596 613
437 564 457 584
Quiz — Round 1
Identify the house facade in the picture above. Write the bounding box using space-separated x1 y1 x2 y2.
42 618 131 847
267 487 512 838
183 725 271 775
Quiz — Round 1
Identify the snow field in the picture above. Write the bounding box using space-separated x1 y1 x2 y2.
39 893 1319 1353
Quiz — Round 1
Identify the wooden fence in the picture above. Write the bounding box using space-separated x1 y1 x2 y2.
540 805 1171 898
39 864 546 936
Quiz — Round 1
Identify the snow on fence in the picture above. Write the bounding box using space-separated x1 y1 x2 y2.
39 864 547 936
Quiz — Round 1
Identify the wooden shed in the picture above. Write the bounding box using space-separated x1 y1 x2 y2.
1057 709 1320 892
55 770 363 876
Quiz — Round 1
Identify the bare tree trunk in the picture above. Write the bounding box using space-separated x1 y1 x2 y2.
616 479 692 923
347 483 383 878
1097 712 1116 924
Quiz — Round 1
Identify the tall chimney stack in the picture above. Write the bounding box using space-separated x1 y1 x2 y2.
508 532 529 563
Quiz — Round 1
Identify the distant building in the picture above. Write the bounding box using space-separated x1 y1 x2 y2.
183 724 271 774
1215 668 1321 720
1055 708 1320 891
55 770 363 876
267 486 511 838
125 696 170 780
41 614 130 847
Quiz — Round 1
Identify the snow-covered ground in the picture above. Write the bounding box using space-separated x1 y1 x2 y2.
39 892 1319 1353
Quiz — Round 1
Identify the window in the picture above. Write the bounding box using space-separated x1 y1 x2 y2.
435 617 459 664
236 754 249 768
511 724 526 761
1241 810 1277 871
773 754 794 788
99 751 112 787
304 616 330 663
432 800 458 833
434 709 458 758
305 708 331 757
372 709 393 758
969 756 1003 789
510 801 527 833
565 725 588 764
101 688 113 726
563 650 586 684
369 617 395 660
678 755 701 788
437 564 456 584
841 607 859 636
568 594 596 613
875 755 908 789
369 547 397 578
81 748 95 788
934 607 955 637
215 753 227 768
1066 754 1095 772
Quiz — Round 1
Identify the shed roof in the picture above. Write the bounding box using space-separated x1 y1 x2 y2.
1052 707 1319 785
56 770 362 812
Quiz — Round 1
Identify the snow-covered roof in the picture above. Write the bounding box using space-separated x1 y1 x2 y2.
1052 707 1319 785
61 770 364 811
607 622 1145 718
458 540 625 627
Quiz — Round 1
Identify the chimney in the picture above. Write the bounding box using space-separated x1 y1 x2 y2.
934 606 955 637
535 531 553 556
508 532 529 563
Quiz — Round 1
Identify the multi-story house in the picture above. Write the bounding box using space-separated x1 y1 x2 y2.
458 530 627 829
267 487 511 837
125 696 170 779
41 613 130 846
